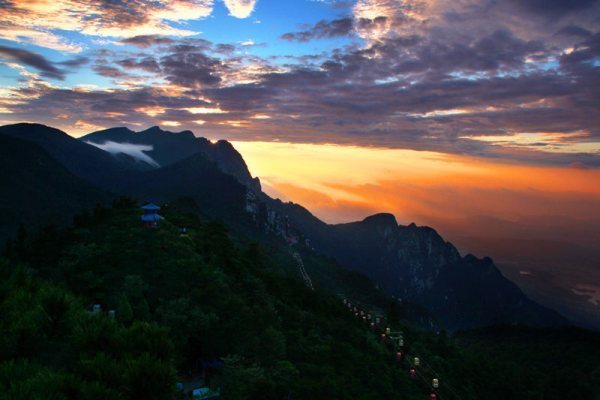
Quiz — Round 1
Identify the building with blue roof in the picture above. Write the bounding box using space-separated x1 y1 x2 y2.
141 203 163 227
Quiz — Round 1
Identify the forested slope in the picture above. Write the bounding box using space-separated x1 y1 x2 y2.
1 200 597 400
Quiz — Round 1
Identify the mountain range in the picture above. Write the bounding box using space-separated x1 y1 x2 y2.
0 122 568 330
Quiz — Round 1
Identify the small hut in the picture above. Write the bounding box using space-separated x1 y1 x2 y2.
141 203 162 227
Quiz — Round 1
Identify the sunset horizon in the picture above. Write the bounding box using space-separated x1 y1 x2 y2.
0 0 599 398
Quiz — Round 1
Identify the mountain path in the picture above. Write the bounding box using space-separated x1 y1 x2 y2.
291 250 314 291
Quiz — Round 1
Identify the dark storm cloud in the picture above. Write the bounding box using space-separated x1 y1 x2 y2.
345 30 544 77
355 16 389 32
281 16 401 43
204 84 277 111
256 70 566 120
508 0 599 17
86 39 226 85
117 56 161 73
560 32 600 65
92 64 129 79
214 44 236 55
186 23 597 164
166 38 213 53
86 0 151 28
2 0 598 168
0 45 65 79
58 56 89 68
282 18 354 42
555 26 593 39
69 18 597 157
3 84 214 126
160 51 223 86
119 35 175 48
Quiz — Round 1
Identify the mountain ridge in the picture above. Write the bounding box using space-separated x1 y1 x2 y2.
82 125 261 191
269 200 567 329
0 122 570 330
0 123 145 187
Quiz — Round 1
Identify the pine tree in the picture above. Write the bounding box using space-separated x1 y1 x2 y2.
118 294 134 325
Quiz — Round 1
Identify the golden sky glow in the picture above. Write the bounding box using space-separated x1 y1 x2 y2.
233 141 600 225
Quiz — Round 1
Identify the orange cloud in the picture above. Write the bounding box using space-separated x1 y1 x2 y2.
0 0 214 52
353 0 429 43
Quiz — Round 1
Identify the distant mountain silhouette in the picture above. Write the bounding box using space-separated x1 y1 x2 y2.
0 123 144 188
0 123 258 235
0 122 569 330
82 126 261 191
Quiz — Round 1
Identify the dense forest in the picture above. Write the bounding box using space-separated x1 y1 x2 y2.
1 199 598 399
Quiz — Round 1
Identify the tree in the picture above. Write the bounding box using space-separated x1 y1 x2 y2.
117 294 134 325
123 352 175 400
219 355 265 400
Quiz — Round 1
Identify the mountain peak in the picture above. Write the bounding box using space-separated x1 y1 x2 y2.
215 139 234 148
84 127 136 141
0 123 140 187
361 213 398 229
141 125 164 133
81 125 259 191
139 126 197 140
0 122 70 139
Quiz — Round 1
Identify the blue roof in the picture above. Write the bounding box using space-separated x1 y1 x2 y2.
142 203 161 211
141 214 162 222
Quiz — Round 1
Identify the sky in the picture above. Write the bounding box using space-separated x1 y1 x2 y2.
0 0 598 163
0 0 599 325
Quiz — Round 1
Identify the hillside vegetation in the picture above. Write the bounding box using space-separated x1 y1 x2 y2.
1 199 598 400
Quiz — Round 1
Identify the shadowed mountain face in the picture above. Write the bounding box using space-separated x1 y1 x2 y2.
82 126 261 191
264 202 568 330
0 123 254 229
112 153 250 223
0 133 111 244
0 123 570 330
424 215 600 330
0 123 145 188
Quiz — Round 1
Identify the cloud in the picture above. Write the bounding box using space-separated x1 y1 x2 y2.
86 140 160 167
58 57 90 68
0 0 598 167
282 18 354 42
353 0 427 42
0 22 84 53
507 0 599 18
160 51 223 87
222 0 258 18
92 64 130 79
0 45 65 79
0 0 215 52
117 57 162 73
119 35 176 48
556 25 593 39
